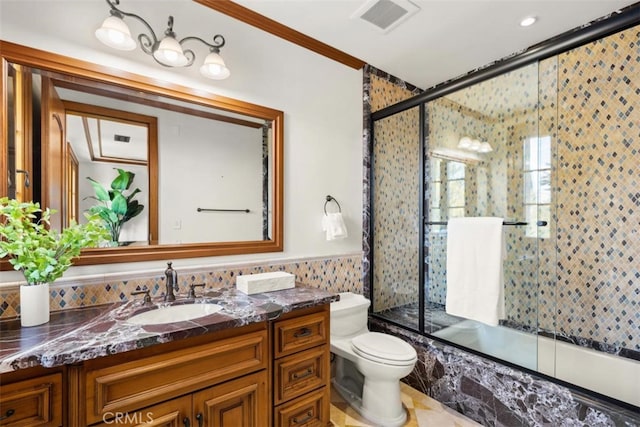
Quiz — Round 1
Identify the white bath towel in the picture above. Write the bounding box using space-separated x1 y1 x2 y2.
445 217 505 326
322 213 348 240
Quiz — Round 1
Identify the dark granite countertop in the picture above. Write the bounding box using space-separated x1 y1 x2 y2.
0 284 338 373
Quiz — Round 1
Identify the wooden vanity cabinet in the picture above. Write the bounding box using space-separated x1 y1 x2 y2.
80 322 268 427
89 371 268 427
0 302 333 427
0 367 63 427
271 306 330 427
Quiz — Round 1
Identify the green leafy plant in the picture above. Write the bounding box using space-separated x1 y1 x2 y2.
0 197 108 285
86 168 145 245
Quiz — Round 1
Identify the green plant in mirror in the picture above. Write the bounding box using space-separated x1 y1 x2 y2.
86 168 145 245
0 197 109 285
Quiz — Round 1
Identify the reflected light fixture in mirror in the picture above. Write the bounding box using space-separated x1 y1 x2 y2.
458 136 493 153
95 0 231 79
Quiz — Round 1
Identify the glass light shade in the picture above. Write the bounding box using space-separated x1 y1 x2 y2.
95 15 136 51
458 137 472 149
478 142 493 153
469 139 482 151
200 51 230 80
153 36 189 66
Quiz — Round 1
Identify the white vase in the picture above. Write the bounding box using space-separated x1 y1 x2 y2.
20 283 50 327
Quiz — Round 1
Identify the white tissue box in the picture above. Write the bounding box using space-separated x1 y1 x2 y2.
236 272 295 295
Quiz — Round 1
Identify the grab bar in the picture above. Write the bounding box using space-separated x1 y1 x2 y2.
426 220 548 226
197 208 250 213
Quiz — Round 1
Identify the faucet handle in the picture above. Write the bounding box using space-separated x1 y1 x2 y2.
131 289 151 304
188 283 206 299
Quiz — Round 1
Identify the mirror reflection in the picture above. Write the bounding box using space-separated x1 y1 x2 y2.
2 42 282 265
7 63 273 247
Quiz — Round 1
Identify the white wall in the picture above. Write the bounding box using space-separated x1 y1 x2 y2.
159 112 264 244
0 1 363 282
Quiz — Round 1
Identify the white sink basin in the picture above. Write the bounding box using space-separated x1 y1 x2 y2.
127 303 223 325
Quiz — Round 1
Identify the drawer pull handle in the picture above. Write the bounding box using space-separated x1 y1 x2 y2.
293 368 314 380
294 327 312 338
183 417 191 427
0 409 15 421
292 410 313 424
196 413 203 427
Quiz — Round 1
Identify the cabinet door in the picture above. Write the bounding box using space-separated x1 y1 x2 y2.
0 373 62 427
91 395 191 427
193 371 268 427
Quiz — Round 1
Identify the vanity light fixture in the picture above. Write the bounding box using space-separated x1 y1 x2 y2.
458 137 493 154
95 0 231 79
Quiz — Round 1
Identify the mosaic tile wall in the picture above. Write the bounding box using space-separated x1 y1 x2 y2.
537 57 559 333
555 25 640 353
372 107 421 312
0 254 363 319
365 66 423 312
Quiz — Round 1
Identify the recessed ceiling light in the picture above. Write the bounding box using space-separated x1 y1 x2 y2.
520 16 537 27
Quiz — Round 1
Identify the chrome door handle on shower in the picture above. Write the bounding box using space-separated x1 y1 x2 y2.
16 169 30 188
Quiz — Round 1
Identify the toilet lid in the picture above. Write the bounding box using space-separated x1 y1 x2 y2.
351 332 417 366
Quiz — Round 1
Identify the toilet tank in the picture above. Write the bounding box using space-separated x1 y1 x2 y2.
330 292 371 338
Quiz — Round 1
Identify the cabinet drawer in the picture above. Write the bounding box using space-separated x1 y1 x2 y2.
274 346 328 405
85 330 267 424
0 373 62 427
273 311 328 358
274 387 329 427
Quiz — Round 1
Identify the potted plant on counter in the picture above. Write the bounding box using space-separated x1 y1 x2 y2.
0 197 108 327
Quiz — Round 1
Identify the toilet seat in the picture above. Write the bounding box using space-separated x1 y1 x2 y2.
351 332 417 366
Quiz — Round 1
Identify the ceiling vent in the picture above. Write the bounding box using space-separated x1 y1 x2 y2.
351 0 420 34
114 134 131 143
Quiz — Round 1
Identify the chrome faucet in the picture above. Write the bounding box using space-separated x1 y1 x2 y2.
164 261 177 302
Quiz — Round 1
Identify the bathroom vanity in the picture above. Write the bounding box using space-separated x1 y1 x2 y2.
0 285 336 427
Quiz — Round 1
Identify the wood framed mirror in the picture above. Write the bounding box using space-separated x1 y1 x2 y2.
1 41 283 266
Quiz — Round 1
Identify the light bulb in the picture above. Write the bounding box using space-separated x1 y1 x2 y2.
458 137 472 149
200 51 230 80
153 36 188 66
95 15 136 51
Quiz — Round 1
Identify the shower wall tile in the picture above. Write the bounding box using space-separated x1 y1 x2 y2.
365 65 423 312
372 107 421 313
0 254 362 319
368 66 422 113
556 25 640 353
371 318 640 427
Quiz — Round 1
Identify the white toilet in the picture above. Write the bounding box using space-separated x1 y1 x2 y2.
330 292 417 427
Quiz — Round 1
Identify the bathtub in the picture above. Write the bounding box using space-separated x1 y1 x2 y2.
433 319 640 407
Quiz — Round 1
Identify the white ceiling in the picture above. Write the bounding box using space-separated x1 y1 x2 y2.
233 0 638 89
1 0 637 91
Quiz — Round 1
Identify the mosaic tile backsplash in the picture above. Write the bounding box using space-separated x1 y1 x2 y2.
0 254 363 319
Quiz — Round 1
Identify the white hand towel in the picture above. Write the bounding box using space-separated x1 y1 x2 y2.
445 217 505 326
322 213 348 240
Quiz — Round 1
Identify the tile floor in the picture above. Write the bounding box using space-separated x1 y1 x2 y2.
329 382 482 427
